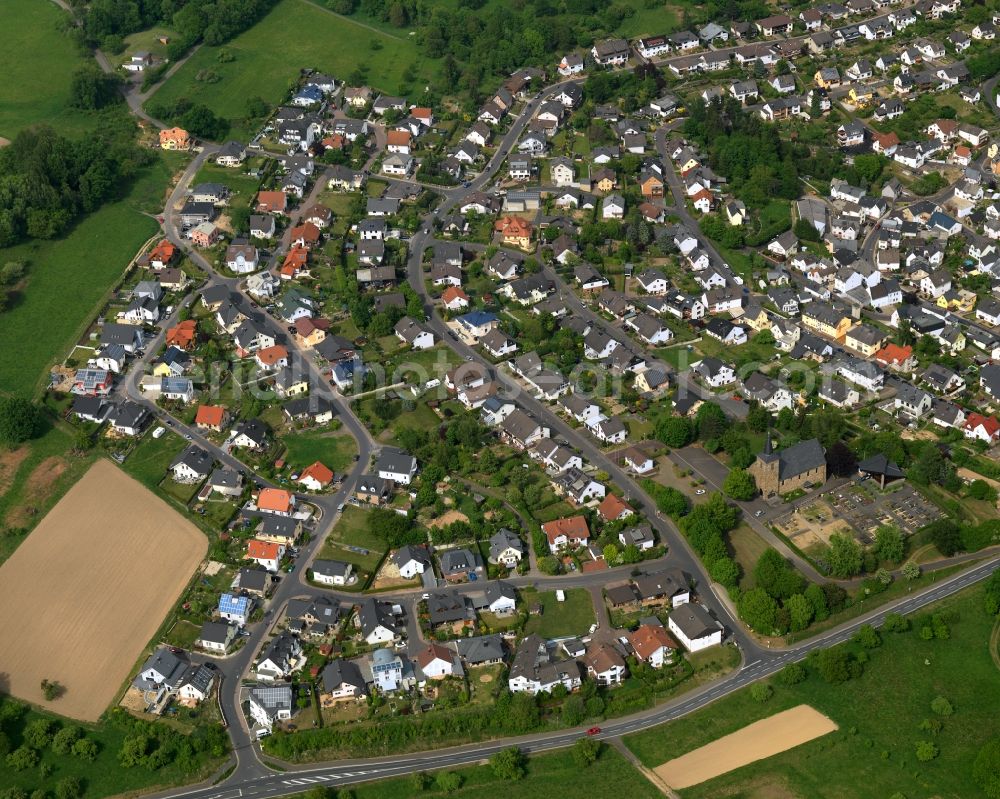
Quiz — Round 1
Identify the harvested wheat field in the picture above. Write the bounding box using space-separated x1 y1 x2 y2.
654 705 838 789
0 459 206 721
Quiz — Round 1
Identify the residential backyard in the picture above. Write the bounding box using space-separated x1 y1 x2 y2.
281 429 358 473
522 588 596 639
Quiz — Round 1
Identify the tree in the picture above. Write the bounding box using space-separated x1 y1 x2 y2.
0 397 41 447
754 549 804 600
794 218 820 242
739 587 778 633
410 772 432 791
853 624 881 649
52 726 82 755
118 733 151 767
573 737 602 767
901 561 921 581
750 683 773 703
776 662 807 686
6 746 38 771
709 556 740 588
561 694 586 726
804 583 828 622
929 695 953 716
655 416 694 448
723 468 757 501
826 533 863 578
490 747 527 780
915 740 939 762
825 441 857 477
54 778 83 799
602 544 620 565
928 519 962 557
695 402 729 441
968 479 998 502
537 556 560 575
973 738 1000 798
436 771 463 792
882 612 910 633
22 718 53 750
787 593 814 631
69 65 121 109
71 738 98 761
815 646 861 684
873 525 904 564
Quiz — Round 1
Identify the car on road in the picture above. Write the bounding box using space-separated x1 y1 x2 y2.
185 434 192 440
337 503 345 512
754 510 764 517
586 727 601 736
695 488 706 495
588 623 598 634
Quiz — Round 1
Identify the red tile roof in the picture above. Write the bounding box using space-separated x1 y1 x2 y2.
299 461 334 487
541 516 590 544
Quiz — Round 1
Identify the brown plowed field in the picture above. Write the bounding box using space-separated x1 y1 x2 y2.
0 459 206 720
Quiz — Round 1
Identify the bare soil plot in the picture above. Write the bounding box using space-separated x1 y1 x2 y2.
428 509 469 528
5 455 68 527
654 705 838 789
0 459 206 721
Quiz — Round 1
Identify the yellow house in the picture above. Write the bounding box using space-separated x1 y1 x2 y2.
814 68 841 89
678 156 700 173
152 361 175 378
278 376 310 397
740 305 771 332
848 87 875 107
844 324 886 357
159 127 190 150
936 289 976 313
634 369 668 395
802 305 854 341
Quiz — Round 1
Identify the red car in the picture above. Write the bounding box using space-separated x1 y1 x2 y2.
586 727 601 736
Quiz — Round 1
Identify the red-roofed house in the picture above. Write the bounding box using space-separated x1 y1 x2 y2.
294 317 326 348
441 286 470 311
256 191 288 214
597 493 634 522
255 345 289 371
494 216 533 249
166 319 197 350
247 539 285 572
280 246 308 279
257 488 295 516
386 130 412 154
541 516 590 553
691 188 714 214
964 413 1000 443
195 404 228 431
874 343 915 371
298 461 334 490
414 643 458 679
149 240 177 269
629 623 679 668
290 222 321 249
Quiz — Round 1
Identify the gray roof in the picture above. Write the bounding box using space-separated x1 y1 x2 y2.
670 603 718 640
439 548 483 574
489 528 524 560
427 590 472 625
199 620 234 645
170 445 213 476
356 598 398 636
313 559 351 579
249 684 293 719
758 438 826 482
321 659 367 694
260 515 298 539
376 447 416 476
453 634 505 665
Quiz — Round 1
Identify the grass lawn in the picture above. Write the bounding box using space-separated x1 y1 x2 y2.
120 428 188 491
727 523 769 591
523 588 596 639
332 745 663 799
625 585 1000 799
150 0 440 139
281 429 358 472
193 162 263 212
119 25 178 65
164 618 202 649
321 506 385 578
0 153 183 398
0 0 98 138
